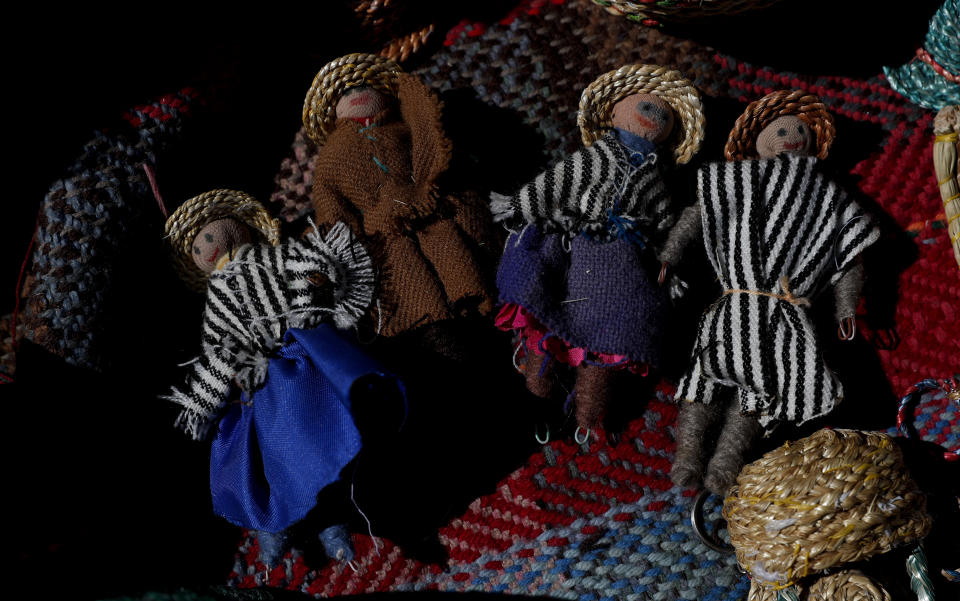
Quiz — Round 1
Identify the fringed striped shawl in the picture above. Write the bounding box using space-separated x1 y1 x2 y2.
164 222 374 440
490 133 673 241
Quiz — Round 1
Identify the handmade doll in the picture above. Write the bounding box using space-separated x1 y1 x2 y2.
164 189 403 565
659 91 880 494
302 53 495 340
489 64 705 440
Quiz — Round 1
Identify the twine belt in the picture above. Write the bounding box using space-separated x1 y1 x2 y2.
723 276 811 307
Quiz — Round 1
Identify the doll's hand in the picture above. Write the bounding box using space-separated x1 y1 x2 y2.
658 262 669 286
837 317 856 341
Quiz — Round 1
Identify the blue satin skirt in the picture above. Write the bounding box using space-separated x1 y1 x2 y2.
209 324 403 533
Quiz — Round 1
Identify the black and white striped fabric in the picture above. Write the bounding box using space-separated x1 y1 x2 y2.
164 222 374 440
674 155 880 425
490 133 673 240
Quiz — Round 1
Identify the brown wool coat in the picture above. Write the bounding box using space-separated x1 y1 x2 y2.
312 73 494 337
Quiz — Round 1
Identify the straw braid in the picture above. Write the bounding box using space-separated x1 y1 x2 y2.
165 189 280 293
748 569 891 601
591 0 782 26
723 429 931 595
302 53 401 145
933 105 960 268
724 90 836 161
578 63 705 164
380 25 435 63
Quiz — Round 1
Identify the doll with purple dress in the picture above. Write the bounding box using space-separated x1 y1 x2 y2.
490 64 705 440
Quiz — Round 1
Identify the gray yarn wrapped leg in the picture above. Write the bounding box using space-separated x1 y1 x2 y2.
671 401 726 489
254 530 289 566
319 523 355 562
703 399 763 495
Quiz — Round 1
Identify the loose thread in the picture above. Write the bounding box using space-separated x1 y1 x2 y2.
142 163 169 219
10 218 38 355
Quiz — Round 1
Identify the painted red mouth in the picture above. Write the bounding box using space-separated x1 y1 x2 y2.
207 247 220 263
634 114 656 129
784 141 804 150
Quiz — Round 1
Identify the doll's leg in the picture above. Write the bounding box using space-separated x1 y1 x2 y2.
319 523 355 562
573 363 612 430
525 351 556 398
254 530 289 566
703 396 763 495
670 363 724 489
671 400 726 489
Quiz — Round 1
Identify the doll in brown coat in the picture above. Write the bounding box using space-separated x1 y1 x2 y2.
303 53 495 340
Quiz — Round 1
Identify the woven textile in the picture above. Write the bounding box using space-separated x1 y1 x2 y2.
240 1 960 599
230 392 751 600
21 88 200 370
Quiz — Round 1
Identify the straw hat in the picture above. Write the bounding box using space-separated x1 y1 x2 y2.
724 90 835 161
578 64 705 165
302 53 403 145
165 189 281 293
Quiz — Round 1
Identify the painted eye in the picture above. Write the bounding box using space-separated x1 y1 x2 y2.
640 102 652 112
777 128 787 137
204 233 214 243
798 124 805 134
193 246 200 254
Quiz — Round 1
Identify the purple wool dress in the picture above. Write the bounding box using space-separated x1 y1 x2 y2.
492 131 674 369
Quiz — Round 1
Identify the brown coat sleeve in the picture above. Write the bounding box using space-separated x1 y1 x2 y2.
311 159 362 234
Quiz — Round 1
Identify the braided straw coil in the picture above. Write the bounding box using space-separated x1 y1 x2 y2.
724 90 835 161
578 63 705 165
748 569 891 601
165 189 280 293
302 53 402 145
723 429 931 597
591 0 782 26
933 105 960 269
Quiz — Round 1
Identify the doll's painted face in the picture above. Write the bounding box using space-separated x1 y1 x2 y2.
335 86 390 121
756 115 813 158
611 94 675 143
191 218 252 274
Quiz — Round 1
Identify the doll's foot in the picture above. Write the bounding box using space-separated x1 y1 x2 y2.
669 461 704 489
254 530 289 566
525 352 555 398
319 523 355 563
703 459 741 496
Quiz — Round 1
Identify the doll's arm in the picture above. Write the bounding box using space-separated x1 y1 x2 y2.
294 222 375 330
490 146 598 229
163 277 253 440
657 201 702 283
833 258 864 340
312 175 362 234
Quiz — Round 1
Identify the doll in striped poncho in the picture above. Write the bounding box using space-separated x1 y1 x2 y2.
163 190 404 565
659 92 880 495
491 65 705 440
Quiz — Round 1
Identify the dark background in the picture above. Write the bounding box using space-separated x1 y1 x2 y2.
3 1 949 599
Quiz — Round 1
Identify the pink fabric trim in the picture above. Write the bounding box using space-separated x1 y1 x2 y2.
495 303 648 374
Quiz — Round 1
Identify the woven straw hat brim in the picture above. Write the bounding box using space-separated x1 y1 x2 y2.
165 189 281 293
302 53 403 145
578 64 705 165
724 90 836 161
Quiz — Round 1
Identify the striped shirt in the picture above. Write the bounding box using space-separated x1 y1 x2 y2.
675 155 880 425
490 134 673 241
164 222 374 440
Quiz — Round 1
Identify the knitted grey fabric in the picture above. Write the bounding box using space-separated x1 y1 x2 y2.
833 260 865 321
23 89 199 370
